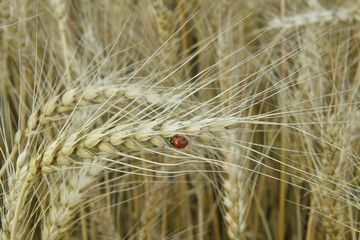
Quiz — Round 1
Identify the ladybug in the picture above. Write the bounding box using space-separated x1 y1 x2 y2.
169 135 188 148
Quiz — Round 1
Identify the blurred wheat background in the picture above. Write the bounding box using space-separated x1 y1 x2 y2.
0 0 359 239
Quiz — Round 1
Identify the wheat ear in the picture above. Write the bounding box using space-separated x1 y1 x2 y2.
38 116 243 173
269 8 360 30
40 84 165 124
41 159 104 240
222 133 250 240
48 0 73 84
3 146 41 240
153 0 179 67
3 109 45 240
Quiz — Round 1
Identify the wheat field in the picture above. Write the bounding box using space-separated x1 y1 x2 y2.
0 0 359 239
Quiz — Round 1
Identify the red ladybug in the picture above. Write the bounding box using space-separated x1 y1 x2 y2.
170 135 188 148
